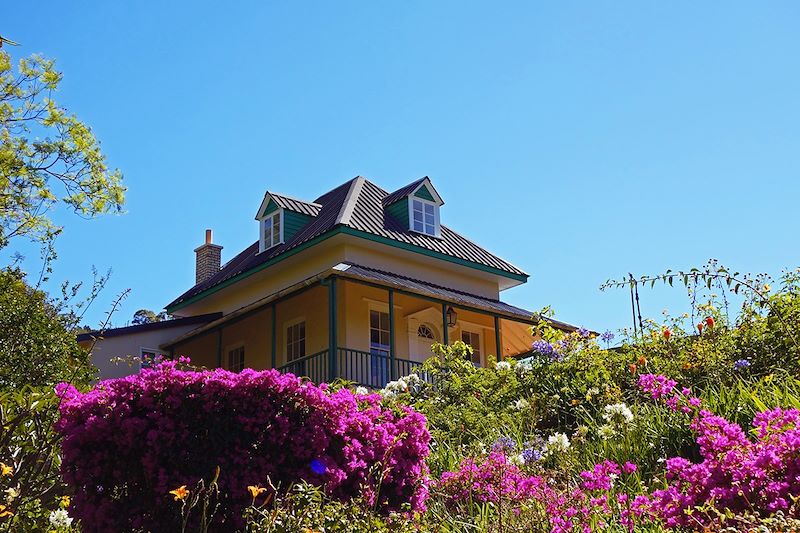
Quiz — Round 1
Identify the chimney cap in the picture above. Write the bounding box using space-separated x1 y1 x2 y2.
205 229 213 245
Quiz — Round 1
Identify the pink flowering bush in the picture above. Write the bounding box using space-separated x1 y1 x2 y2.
640 374 800 528
55 359 429 533
436 452 650 532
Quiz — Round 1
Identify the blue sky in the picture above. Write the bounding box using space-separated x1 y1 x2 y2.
4 2 799 334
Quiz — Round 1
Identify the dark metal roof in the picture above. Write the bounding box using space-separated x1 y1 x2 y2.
268 193 321 216
338 263 535 321
76 313 222 343
382 177 428 206
166 177 528 311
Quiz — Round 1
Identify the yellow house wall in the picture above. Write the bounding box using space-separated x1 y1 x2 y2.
337 279 524 367
172 330 219 369
173 237 348 317
172 234 506 319
342 242 500 299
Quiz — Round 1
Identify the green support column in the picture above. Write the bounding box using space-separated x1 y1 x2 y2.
216 329 223 368
389 289 396 380
442 303 449 345
328 277 338 381
270 303 277 369
494 315 502 362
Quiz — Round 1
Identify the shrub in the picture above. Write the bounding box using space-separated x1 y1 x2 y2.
55 360 429 533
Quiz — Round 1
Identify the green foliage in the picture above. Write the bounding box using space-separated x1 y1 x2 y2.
243 482 417 533
401 342 544 475
0 47 125 248
131 309 167 325
0 268 95 391
0 388 71 532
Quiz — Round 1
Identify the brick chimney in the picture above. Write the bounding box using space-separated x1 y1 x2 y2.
194 229 222 285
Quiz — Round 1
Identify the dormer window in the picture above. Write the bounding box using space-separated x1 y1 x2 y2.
411 198 439 236
261 210 282 251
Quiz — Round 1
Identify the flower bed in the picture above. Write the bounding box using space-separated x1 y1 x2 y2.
55 359 429 532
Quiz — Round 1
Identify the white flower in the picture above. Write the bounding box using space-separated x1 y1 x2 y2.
49 509 73 529
509 453 525 466
355 386 368 395
596 424 616 440
602 403 634 426
495 361 511 371
4 487 18 502
513 398 530 410
546 432 570 454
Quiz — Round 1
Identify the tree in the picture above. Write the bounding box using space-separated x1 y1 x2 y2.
131 308 167 325
0 267 95 390
0 44 125 248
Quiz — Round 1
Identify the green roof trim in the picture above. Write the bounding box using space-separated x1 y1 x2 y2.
166 226 528 313
414 184 436 202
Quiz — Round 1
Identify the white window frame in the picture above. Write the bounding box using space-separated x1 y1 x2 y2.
408 197 440 237
284 317 307 362
226 343 246 372
460 329 482 366
259 209 284 252
139 347 165 368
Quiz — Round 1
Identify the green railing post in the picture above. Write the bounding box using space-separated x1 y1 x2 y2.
328 277 338 381
389 289 396 380
442 303 449 345
494 315 502 362
270 303 277 369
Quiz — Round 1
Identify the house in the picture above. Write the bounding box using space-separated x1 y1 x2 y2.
83 176 577 385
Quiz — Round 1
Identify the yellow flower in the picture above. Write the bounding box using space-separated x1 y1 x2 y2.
60 495 71 508
0 463 12 477
169 485 190 501
764 283 771 292
248 485 267 499
0 504 12 518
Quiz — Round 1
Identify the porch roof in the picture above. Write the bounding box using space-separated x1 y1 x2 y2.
163 263 578 350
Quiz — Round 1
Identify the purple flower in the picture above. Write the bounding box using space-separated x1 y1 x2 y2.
532 340 556 359
577 327 591 339
492 436 515 452
600 330 615 344
734 359 751 371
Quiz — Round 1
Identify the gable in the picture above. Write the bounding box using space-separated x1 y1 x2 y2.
260 198 279 218
414 184 436 202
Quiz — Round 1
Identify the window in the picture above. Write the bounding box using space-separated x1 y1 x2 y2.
286 321 306 362
262 210 282 250
417 324 435 339
411 199 438 236
140 348 164 368
461 330 481 365
228 346 245 372
370 310 390 384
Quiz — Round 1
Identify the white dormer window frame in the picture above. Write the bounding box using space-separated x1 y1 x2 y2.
408 197 440 237
259 209 284 252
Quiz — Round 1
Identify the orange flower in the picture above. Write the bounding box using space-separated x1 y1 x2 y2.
637 356 647 366
0 504 12 518
697 322 704 334
629 363 637 374
0 463 12 477
248 485 267 499
662 328 672 341
705 316 715 329
170 485 189 501
570 399 580 406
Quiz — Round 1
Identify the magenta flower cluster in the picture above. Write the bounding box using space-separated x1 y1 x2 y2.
651 406 800 527
639 373 800 527
437 453 647 532
55 359 430 533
